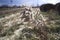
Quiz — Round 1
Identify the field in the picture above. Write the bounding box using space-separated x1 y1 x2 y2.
0 7 60 40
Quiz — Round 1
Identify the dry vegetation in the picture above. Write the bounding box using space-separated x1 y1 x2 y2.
0 7 60 40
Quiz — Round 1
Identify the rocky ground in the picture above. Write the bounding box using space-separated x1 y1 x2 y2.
0 7 60 40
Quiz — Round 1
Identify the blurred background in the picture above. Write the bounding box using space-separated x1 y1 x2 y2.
0 0 60 6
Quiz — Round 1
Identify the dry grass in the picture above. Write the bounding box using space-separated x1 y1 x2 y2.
0 7 60 40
